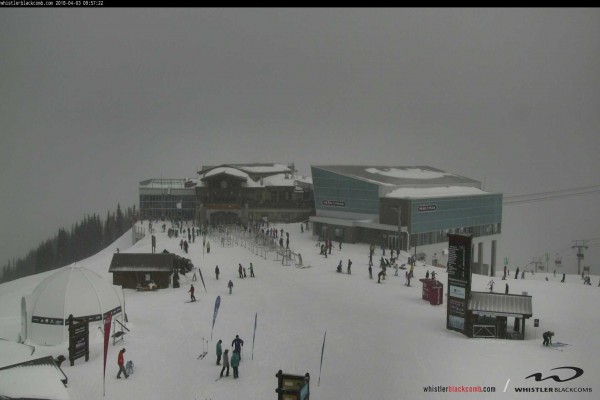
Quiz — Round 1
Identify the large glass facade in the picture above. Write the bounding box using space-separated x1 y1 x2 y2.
312 167 379 216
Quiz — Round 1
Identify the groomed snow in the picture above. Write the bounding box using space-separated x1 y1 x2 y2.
1 223 599 400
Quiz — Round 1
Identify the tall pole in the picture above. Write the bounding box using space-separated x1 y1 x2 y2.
572 240 588 276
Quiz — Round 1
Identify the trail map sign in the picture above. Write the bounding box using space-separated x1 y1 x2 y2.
67 314 89 366
446 233 473 336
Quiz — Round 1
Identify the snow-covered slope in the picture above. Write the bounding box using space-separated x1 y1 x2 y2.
1 223 598 399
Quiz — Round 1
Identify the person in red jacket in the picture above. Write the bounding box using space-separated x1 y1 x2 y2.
117 348 129 379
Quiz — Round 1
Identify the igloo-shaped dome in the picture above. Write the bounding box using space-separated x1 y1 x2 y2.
21 263 124 346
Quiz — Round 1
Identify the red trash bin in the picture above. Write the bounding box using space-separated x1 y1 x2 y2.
429 283 444 305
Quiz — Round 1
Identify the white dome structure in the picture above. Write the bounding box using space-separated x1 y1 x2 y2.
21 263 125 346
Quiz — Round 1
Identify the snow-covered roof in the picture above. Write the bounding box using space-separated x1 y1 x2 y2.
385 186 490 199
468 291 533 317
0 356 69 400
109 253 175 272
313 165 481 187
201 167 250 181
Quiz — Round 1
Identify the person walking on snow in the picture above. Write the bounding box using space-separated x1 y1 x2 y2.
228 280 234 295
188 284 196 302
220 349 230 377
117 348 128 379
215 265 220 280
216 339 223 365
231 350 240 379
347 259 352 274
238 264 244 278
249 262 255 277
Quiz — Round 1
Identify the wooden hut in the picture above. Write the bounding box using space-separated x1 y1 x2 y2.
109 253 175 290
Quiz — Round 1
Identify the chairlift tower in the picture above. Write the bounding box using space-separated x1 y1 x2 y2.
571 240 588 276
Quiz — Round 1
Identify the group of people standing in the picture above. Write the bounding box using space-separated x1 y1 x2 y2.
216 335 245 379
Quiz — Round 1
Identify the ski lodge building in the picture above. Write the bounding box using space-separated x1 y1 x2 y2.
139 163 314 226
139 178 197 221
194 163 314 226
309 165 503 276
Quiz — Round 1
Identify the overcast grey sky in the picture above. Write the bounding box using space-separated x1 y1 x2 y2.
1 8 598 271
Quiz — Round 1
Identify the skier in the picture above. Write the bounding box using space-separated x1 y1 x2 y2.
238 264 244 278
337 260 343 273
220 349 230 378
228 280 234 294
249 262 255 277
542 331 554 346
347 259 352 274
188 284 196 302
232 335 244 360
216 339 223 365
377 269 385 283
231 349 240 379
117 348 129 379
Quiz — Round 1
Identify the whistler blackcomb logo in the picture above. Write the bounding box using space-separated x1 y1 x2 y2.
526 367 584 383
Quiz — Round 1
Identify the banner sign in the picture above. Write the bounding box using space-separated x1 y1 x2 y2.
446 233 473 336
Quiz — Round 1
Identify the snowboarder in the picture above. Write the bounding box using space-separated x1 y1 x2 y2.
117 348 129 379
249 262 255 277
215 265 220 280
542 331 554 346
228 280 233 295
238 264 244 278
347 259 352 274
188 284 196 302
231 349 240 379
232 335 244 360
220 349 230 377
216 339 223 365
